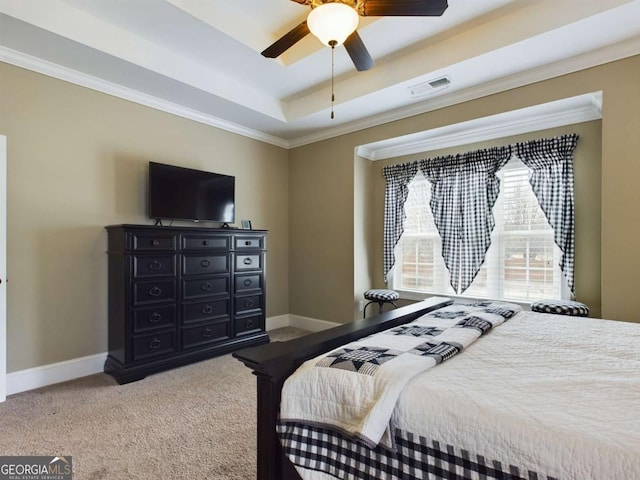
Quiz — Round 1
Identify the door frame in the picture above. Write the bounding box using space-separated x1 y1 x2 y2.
0 135 6 402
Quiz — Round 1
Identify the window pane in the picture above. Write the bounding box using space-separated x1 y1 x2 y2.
502 235 557 300
400 236 435 290
404 178 435 233
464 266 488 297
502 169 550 231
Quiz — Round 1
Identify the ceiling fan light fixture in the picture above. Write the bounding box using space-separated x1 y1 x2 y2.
307 3 359 47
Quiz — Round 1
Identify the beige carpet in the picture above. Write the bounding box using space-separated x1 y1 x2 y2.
0 327 308 480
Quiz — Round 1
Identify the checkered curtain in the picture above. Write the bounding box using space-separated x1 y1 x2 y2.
382 162 419 282
418 147 513 294
516 134 579 295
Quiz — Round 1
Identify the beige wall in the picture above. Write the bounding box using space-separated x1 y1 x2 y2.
370 122 602 317
289 55 640 324
288 137 358 322
0 63 290 372
1 54 639 373
354 155 375 319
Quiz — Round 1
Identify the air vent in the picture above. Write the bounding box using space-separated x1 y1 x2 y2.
408 75 451 98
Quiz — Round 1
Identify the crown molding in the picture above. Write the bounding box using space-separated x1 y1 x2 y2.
1 33 638 152
289 36 640 149
0 46 290 149
356 92 603 161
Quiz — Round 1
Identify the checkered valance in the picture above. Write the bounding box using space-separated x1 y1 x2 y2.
515 134 579 295
418 147 513 293
382 162 419 282
382 147 512 289
382 134 579 296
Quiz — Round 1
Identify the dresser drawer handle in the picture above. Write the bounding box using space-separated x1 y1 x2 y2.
149 260 162 270
203 240 209 246
243 279 252 287
148 312 161 323
246 319 254 328
201 282 212 291
243 258 252 266
149 286 162 297
200 259 211 268
202 305 213 315
245 240 252 246
244 299 254 308
149 338 161 349
201 328 212 338
151 239 160 247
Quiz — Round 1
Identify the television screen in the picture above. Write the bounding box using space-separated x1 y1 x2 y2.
148 162 235 223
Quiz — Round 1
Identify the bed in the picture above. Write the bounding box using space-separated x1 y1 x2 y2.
233 297 640 480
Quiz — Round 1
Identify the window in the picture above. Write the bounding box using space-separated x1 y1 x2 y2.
391 158 567 302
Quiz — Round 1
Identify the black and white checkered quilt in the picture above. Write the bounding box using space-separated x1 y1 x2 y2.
277 302 524 478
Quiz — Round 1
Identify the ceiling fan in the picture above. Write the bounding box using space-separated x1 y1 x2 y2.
262 0 449 72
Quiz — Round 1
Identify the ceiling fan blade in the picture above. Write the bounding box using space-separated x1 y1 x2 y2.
358 0 448 16
344 31 374 71
261 21 310 58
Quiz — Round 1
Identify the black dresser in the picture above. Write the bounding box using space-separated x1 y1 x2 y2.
104 224 269 384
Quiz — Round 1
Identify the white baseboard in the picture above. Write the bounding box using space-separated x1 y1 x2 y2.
266 313 340 333
7 352 107 396
265 314 290 331
5 313 339 397
288 314 340 332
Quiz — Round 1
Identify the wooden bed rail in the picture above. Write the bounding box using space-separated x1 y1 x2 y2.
233 297 452 480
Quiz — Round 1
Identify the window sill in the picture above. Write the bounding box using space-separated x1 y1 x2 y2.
394 288 534 311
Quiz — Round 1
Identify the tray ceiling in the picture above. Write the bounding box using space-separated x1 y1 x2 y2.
1 0 639 147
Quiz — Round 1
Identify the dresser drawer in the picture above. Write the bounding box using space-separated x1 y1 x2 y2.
131 232 177 251
235 254 262 272
182 322 231 349
234 274 262 294
132 331 176 361
133 279 176 305
182 276 229 300
182 234 230 251
235 315 263 336
182 299 229 325
133 305 177 333
133 255 176 278
183 254 230 276
234 235 264 250
235 294 263 315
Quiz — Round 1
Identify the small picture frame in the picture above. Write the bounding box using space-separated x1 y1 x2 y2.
241 219 252 230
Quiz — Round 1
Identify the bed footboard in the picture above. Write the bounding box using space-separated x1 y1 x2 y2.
233 297 452 480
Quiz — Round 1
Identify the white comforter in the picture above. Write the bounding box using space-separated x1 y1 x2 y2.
279 302 516 447
392 311 640 479
291 310 640 479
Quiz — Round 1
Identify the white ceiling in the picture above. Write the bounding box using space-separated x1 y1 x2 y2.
1 0 639 148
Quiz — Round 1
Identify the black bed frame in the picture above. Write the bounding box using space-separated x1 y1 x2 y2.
233 297 452 480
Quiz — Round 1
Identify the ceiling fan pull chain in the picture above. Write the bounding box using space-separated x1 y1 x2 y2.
330 40 336 119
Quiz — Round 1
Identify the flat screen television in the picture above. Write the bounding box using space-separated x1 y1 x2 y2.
148 162 235 223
